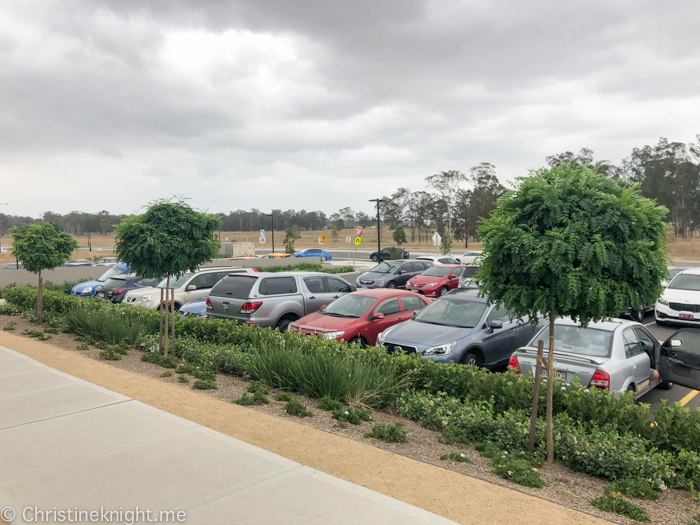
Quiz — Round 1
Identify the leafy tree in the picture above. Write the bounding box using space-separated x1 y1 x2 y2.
475 165 668 463
283 227 301 255
426 170 467 238
11 222 78 321
439 233 452 255
392 225 407 246
114 199 221 355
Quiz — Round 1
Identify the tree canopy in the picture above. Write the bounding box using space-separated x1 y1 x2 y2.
114 199 222 279
475 164 669 326
11 222 78 273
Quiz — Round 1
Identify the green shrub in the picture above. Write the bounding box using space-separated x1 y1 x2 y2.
160 371 172 378
43 327 59 334
192 379 217 390
100 348 122 361
246 381 269 395
141 351 179 369
177 375 189 383
440 452 471 463
0 303 22 316
275 392 295 402
318 396 343 412
590 491 650 522
234 390 270 406
22 330 44 338
3 322 16 331
364 423 408 443
76 343 90 350
475 441 502 459
283 397 313 418
252 263 354 274
491 452 546 488
175 363 216 381
608 479 659 501
63 301 154 346
332 407 373 425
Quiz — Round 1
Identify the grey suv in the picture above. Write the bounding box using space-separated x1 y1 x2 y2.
206 271 356 331
356 260 432 290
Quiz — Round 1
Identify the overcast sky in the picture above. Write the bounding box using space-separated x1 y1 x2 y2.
1 0 699 218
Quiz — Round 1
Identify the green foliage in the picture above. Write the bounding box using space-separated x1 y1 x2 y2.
332 407 373 425
192 379 217 390
234 389 269 405
392 225 407 246
389 247 402 260
43 327 59 334
76 343 90 351
175 362 216 381
160 371 172 378
439 234 452 255
177 375 189 383
590 491 650 522
253 263 354 274
476 165 669 327
10 222 78 274
609 479 659 501
317 396 343 412
491 452 546 488
440 452 471 463
2 322 15 331
114 199 222 279
275 392 295 402
364 423 408 443
63 301 154 346
283 227 301 255
283 397 313 418
141 351 179 369
22 329 44 338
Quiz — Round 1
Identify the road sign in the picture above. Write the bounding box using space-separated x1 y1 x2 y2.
259 229 266 244
355 227 364 237
354 237 361 246
346 235 352 243
432 232 442 247
320 234 327 244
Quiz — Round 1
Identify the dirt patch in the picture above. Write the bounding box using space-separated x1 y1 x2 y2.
1 314 698 525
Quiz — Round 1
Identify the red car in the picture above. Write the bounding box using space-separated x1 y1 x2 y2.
405 264 467 297
289 289 432 347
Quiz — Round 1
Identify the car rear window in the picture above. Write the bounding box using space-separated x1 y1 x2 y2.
102 278 128 288
529 324 613 357
211 275 258 298
259 277 298 295
462 267 479 277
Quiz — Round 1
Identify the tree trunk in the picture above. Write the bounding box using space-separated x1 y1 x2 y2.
163 274 170 356
171 287 176 357
546 313 555 464
528 339 544 453
159 288 164 353
35 270 43 323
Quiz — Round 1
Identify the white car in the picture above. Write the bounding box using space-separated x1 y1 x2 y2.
124 267 257 310
417 255 461 265
94 257 118 266
460 250 483 266
656 268 700 326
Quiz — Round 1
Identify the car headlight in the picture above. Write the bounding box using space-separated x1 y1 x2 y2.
423 341 457 356
424 283 439 287
79 287 93 295
322 331 345 340
657 298 669 306
376 326 396 345
140 295 152 303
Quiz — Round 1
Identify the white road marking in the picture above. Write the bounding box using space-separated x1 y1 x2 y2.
643 321 657 327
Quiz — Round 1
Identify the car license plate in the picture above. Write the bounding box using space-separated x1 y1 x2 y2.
541 368 566 381
680 312 695 320
97 293 104 298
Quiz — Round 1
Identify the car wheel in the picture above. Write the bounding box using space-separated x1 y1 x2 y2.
321 255 327 262
387 281 397 289
631 306 645 323
349 337 365 348
659 380 673 390
626 384 635 394
461 351 481 367
439 286 448 296
276 317 296 332
371 255 378 262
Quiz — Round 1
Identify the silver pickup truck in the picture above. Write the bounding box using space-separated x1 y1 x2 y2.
206 271 356 331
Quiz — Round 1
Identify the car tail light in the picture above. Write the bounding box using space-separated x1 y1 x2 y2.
508 355 520 374
240 302 263 314
252 268 258 272
589 370 610 390
110 289 126 296
205 297 213 310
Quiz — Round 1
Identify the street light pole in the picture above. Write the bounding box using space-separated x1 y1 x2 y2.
267 213 275 253
369 199 384 260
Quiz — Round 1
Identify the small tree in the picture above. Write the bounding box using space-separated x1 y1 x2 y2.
11 222 78 322
439 234 453 255
115 199 221 355
476 165 668 463
392 225 407 246
283 227 301 255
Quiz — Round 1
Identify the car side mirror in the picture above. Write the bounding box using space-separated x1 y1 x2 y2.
349 285 356 292
372 312 385 320
490 320 503 330
413 310 419 318
455 258 461 263
449 275 457 279
397 270 404 275
320 304 327 310
671 339 682 347
187 285 196 291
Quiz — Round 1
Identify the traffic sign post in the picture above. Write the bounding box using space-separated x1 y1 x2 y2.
259 230 266 252
352 237 361 268
346 235 352 260
432 232 441 255
320 234 327 244
355 226 364 237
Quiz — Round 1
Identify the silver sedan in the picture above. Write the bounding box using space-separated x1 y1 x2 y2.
509 317 673 398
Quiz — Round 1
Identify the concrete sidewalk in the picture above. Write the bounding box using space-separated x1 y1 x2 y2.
0 346 455 525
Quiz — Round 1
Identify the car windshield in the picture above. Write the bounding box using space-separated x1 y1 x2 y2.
668 268 686 279
529 324 613 357
371 262 400 274
422 267 452 277
102 278 128 289
668 274 700 291
98 266 125 282
157 273 194 289
321 294 377 319
414 298 487 328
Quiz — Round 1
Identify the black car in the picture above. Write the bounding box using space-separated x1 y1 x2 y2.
94 275 161 303
356 259 432 289
369 247 410 262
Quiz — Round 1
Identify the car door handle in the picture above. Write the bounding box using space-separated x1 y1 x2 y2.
332 295 340 299
309 296 316 300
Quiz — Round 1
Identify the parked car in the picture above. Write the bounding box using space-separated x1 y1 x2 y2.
417 255 461 265
405 264 467 297
259 253 291 259
62 259 95 267
179 297 209 319
369 247 409 262
0 262 24 270
662 266 688 288
356 260 432 290
457 266 481 289
509 317 678 398
206 271 355 331
656 268 700 326
376 290 544 368
290 290 432 346
70 263 131 297
94 257 118 266
460 251 483 265
294 248 332 261
94 275 162 303
123 267 257 310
